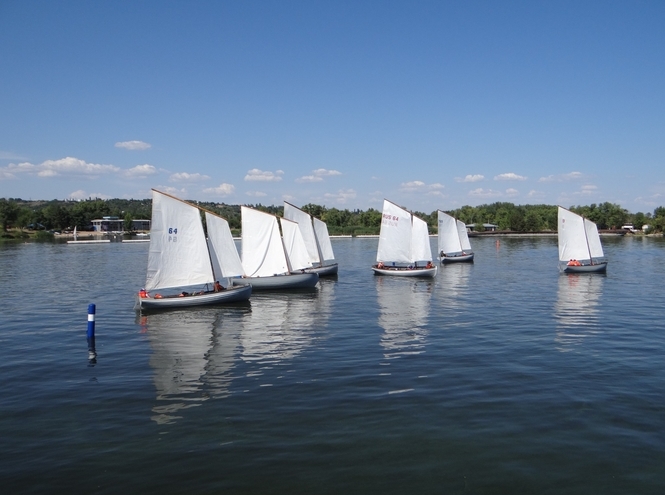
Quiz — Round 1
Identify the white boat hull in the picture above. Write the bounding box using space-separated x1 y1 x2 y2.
137 284 252 310
371 265 438 278
441 253 474 263
301 263 338 276
231 272 319 290
561 262 608 273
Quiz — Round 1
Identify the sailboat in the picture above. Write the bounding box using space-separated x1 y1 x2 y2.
283 202 339 276
230 206 319 290
437 210 474 263
371 199 437 277
557 206 608 273
136 190 252 310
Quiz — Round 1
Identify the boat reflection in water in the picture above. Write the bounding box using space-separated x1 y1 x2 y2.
142 309 219 424
554 273 605 350
240 281 334 368
437 262 472 312
376 276 433 359
143 281 335 423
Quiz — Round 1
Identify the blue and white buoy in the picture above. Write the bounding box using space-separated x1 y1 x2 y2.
87 303 97 361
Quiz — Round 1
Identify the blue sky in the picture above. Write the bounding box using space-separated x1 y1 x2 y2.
1 1 663 213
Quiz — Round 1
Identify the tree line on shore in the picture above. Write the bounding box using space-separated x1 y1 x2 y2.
2 197 665 237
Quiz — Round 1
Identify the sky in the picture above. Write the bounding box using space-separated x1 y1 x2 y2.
1 1 664 214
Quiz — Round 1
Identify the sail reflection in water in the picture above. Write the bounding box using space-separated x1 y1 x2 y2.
554 274 605 349
240 282 335 368
143 310 232 424
437 263 472 312
376 277 433 358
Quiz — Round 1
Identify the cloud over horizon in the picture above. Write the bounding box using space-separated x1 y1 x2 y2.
124 164 157 178
1 157 120 179
296 168 342 183
494 173 527 181
456 174 484 183
169 172 211 182
203 183 235 196
539 172 583 182
244 169 284 182
115 140 151 150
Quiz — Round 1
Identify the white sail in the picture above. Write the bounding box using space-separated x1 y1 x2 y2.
584 218 605 259
313 217 335 263
205 211 245 279
283 202 320 264
558 206 594 262
437 210 462 254
146 190 214 291
240 206 289 277
377 200 412 263
457 220 472 251
411 214 433 263
280 217 313 271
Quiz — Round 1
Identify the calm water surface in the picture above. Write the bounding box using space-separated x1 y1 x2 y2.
1 236 664 494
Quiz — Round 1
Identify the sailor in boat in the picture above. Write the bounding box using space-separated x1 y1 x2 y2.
139 288 150 298
567 259 582 267
213 281 224 292
426 261 433 269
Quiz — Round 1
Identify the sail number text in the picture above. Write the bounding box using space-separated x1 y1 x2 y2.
382 214 399 227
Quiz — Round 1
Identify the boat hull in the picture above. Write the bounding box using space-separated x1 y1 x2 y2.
301 263 338 277
231 272 319 290
371 265 438 278
137 284 252 310
441 253 474 263
561 262 608 273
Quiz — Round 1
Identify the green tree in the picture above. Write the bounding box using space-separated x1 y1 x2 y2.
124 212 134 231
0 199 19 231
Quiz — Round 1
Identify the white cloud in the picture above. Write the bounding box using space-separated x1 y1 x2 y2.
124 164 157 178
581 184 597 194
296 175 323 183
538 171 583 183
494 172 527 181
169 172 210 182
115 140 151 150
203 183 235 196
400 180 426 192
312 168 342 177
246 191 267 197
400 181 445 194
155 185 187 195
469 188 502 198
296 168 342 183
244 168 283 182
324 189 357 204
528 189 545 198
505 188 519 197
0 170 16 180
456 174 484 183
1 157 120 178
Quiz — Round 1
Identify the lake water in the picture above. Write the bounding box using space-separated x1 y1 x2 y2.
1 236 664 494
